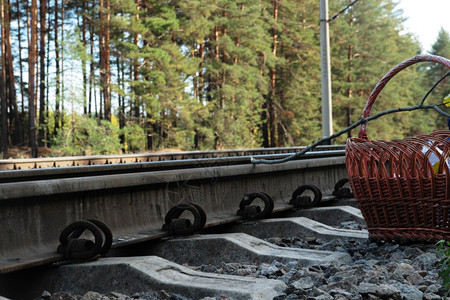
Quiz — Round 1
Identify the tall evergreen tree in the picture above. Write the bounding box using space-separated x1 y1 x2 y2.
29 0 38 157
427 28 450 123
329 0 423 143
0 0 7 155
99 0 111 121
1 0 443 156
268 0 322 146
54 0 62 134
0 0 22 151
178 0 272 149
209 0 271 149
38 0 48 146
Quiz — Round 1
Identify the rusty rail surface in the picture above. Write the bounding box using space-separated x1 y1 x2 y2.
0 147 348 274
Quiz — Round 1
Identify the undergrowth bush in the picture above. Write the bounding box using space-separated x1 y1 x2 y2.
51 116 122 156
121 123 146 153
437 240 450 294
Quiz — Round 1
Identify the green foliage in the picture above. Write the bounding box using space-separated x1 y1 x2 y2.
65 27 92 63
330 0 426 143
121 123 146 153
11 0 450 155
437 240 450 295
272 0 322 146
175 0 272 149
51 116 122 156
430 29 450 63
426 28 450 129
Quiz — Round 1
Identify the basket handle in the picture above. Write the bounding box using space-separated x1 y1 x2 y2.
358 55 450 139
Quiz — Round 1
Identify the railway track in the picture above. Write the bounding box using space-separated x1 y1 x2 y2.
0 146 348 272
1 202 364 299
1 202 445 299
0 145 344 171
0 148 345 184
0 146 373 298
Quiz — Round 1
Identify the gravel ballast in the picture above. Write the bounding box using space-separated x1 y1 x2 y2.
33 221 448 300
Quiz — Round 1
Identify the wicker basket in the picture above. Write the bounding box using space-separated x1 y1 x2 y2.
345 55 450 242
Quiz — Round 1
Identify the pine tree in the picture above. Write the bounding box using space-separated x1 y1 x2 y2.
54 0 62 134
1 0 440 155
29 0 38 157
38 0 48 147
268 0 322 146
0 0 7 155
178 0 272 149
427 28 450 123
329 0 424 143
99 0 111 121
209 0 271 149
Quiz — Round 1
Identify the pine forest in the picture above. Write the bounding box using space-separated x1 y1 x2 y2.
0 0 449 158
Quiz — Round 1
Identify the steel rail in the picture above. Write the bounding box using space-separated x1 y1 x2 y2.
0 149 345 183
0 150 348 274
0 145 344 171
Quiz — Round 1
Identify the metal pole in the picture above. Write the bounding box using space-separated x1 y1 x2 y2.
320 0 333 143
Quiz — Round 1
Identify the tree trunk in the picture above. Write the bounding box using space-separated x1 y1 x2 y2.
16 0 25 119
99 0 111 121
258 50 269 147
192 45 198 103
54 0 60 134
261 101 269 148
99 88 103 121
61 0 65 128
213 25 223 108
89 19 94 116
46 7 50 134
0 0 8 155
268 0 278 147
120 58 125 128
132 0 140 118
346 3 354 138
116 56 125 129
29 0 38 157
38 0 47 147
129 65 134 118
81 2 87 115
198 42 204 103
4 0 20 146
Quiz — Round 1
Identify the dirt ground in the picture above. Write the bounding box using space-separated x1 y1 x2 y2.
1 147 53 159
1 147 184 159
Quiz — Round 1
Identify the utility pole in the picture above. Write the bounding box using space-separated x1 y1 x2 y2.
320 0 333 143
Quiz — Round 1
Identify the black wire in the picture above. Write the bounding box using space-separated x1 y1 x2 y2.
327 0 361 22
420 71 450 106
252 66 450 165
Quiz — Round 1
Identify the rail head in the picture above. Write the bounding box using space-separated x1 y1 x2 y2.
0 149 345 183
0 155 346 200
0 146 345 171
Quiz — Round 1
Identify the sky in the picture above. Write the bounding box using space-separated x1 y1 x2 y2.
396 0 450 53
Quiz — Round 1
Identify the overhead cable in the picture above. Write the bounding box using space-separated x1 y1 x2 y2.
322 0 361 23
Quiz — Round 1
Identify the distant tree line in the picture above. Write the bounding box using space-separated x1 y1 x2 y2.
0 0 449 157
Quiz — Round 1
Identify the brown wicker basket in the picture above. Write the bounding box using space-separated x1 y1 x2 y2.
345 55 450 242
